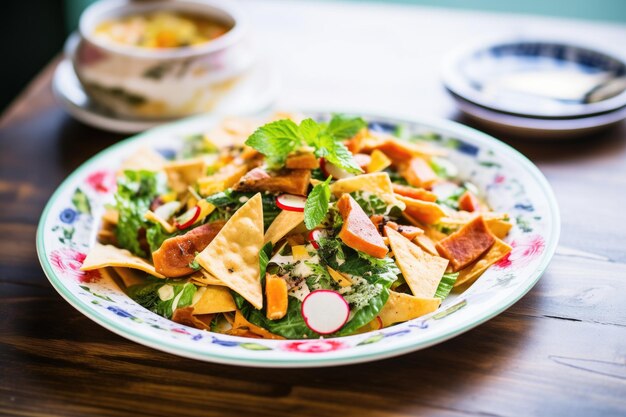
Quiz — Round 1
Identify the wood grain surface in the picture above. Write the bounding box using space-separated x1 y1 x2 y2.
1 1 626 416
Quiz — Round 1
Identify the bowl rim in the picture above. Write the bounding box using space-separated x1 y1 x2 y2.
79 0 247 59
442 37 626 119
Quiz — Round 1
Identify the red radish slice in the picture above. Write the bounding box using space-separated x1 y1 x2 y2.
307 229 328 249
174 205 200 230
320 158 353 180
276 194 307 212
301 290 350 334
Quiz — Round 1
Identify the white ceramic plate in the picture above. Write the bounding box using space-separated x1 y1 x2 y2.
37 112 559 367
52 59 279 134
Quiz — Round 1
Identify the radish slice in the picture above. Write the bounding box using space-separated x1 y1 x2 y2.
301 290 350 334
353 153 372 170
276 194 307 212
307 229 328 249
320 158 353 179
174 205 200 230
154 201 181 220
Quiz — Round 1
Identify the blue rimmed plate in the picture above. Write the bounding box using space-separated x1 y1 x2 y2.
37 112 559 367
442 39 626 137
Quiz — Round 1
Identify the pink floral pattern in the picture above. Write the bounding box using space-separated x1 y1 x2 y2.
281 340 347 353
85 170 116 194
50 248 101 283
495 234 545 269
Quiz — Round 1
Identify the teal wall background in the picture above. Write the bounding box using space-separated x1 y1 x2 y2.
63 0 626 30
350 0 626 24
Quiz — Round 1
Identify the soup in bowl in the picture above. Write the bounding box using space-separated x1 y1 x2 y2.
93 11 230 49
69 0 253 120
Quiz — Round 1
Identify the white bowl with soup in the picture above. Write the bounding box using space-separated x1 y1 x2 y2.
69 0 253 120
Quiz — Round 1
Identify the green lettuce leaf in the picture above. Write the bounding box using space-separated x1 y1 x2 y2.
316 239 400 336
244 297 318 339
259 242 273 282
145 223 180 254
114 170 167 257
349 191 388 216
434 272 459 300
205 190 280 230
127 279 197 319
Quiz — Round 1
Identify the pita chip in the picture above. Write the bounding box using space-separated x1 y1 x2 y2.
397 195 446 224
189 270 227 287
191 285 237 315
80 243 165 278
264 210 305 244
113 267 147 287
454 238 512 288
118 147 165 173
330 172 404 209
378 291 440 327
386 227 448 298
195 193 264 309
163 158 206 193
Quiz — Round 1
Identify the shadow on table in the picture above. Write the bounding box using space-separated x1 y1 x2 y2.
453 113 626 164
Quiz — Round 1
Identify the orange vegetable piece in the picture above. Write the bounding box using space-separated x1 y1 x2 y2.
265 274 288 320
375 139 423 161
171 307 214 331
402 157 438 189
285 152 319 169
458 191 480 212
370 215 424 240
397 195 446 224
337 194 388 258
436 216 495 271
345 129 369 153
392 183 437 202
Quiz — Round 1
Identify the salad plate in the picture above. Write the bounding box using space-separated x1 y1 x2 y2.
37 111 559 367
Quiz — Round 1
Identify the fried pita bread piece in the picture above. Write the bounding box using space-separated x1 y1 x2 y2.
436 216 496 271
454 238 512 288
152 220 225 277
195 193 265 309
234 168 311 196
80 242 165 278
378 291 440 327
386 227 448 298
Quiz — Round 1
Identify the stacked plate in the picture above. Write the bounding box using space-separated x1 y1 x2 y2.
443 39 626 138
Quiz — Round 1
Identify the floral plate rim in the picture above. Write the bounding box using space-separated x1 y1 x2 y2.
36 110 560 367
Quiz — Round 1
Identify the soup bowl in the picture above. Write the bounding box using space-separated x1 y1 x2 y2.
68 0 253 120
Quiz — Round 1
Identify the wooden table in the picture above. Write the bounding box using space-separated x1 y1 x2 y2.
1 1 625 416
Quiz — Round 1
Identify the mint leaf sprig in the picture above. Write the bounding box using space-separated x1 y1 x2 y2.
304 176 332 230
245 115 366 173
